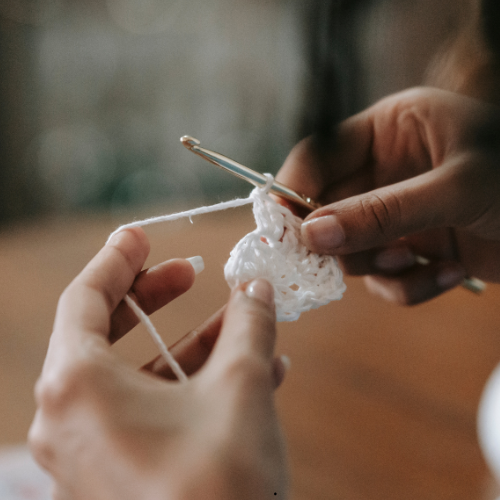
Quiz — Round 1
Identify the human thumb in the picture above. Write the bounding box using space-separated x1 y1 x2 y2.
207 279 277 377
301 159 480 255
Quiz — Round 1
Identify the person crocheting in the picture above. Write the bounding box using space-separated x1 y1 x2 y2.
29 86 500 499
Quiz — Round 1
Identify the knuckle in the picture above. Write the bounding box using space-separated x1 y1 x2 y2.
82 270 116 314
35 357 104 413
108 233 142 274
35 373 73 412
359 191 402 239
28 436 53 472
35 376 75 414
28 419 55 472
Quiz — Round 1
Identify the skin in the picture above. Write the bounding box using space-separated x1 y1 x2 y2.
29 86 500 498
277 87 500 305
28 228 289 500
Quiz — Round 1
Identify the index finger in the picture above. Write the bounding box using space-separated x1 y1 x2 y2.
54 228 150 339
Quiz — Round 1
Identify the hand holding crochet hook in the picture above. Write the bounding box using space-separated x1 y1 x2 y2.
278 87 500 305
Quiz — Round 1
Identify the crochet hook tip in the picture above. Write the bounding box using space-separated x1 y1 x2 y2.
180 134 322 211
181 136 200 149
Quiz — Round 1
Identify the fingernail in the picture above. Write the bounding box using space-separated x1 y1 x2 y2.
301 215 345 252
246 278 274 304
374 247 415 272
437 264 466 289
280 354 291 371
186 256 204 275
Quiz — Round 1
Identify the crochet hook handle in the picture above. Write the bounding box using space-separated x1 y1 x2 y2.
180 136 320 211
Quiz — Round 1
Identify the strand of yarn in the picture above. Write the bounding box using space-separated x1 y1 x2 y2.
124 295 188 382
107 196 254 243
111 175 345 379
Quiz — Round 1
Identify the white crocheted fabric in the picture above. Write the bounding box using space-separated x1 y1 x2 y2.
225 183 346 322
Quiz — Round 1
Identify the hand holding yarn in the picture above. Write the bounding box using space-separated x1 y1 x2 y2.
29 229 289 499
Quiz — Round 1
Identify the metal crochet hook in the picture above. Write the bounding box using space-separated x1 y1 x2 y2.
180 135 485 295
180 135 320 211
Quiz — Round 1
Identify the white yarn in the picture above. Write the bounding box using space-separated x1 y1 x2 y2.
124 295 188 383
225 175 346 321
110 175 346 379
107 196 254 243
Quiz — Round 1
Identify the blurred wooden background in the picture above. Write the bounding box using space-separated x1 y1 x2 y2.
1 209 500 500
